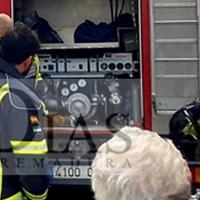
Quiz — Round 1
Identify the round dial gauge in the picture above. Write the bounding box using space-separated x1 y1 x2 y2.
70 83 78 92
61 88 69 96
78 79 86 87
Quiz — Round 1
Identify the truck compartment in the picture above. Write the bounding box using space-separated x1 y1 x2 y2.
13 0 138 48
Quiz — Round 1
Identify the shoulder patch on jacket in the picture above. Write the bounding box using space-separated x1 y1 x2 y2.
30 115 39 125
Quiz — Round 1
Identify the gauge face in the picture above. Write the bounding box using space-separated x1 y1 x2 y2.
61 88 69 96
78 79 86 87
70 83 78 92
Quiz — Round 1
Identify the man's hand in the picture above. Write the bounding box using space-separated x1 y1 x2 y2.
44 113 65 127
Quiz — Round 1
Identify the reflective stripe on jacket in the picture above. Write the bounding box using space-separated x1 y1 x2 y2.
25 55 48 116
0 58 50 200
34 55 43 87
33 56 48 116
3 192 23 200
25 55 42 88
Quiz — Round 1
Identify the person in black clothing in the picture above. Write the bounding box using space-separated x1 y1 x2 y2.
169 99 200 161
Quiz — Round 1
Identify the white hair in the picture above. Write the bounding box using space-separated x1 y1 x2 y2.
91 126 191 200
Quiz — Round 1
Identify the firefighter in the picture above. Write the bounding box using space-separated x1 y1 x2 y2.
0 15 65 127
169 98 200 161
0 22 50 199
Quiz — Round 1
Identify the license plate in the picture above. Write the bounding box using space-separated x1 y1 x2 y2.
53 165 92 179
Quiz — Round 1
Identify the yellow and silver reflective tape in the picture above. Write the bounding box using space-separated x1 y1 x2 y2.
22 188 48 200
34 55 42 88
0 153 2 199
11 139 48 155
40 100 46 111
40 100 49 116
0 83 9 103
0 84 9 200
3 192 23 200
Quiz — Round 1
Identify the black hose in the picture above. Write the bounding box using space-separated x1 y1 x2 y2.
119 0 125 16
115 0 119 20
109 0 114 22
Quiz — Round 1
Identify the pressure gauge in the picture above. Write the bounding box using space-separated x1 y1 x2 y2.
70 83 78 92
78 79 86 87
61 88 69 96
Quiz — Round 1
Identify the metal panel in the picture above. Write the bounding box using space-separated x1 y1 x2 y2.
154 6 197 21
140 0 152 129
155 61 198 75
155 23 198 39
155 79 198 97
154 0 196 3
150 0 200 132
155 43 198 58
0 0 11 15
156 97 197 110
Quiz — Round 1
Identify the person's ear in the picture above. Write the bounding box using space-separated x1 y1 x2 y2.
23 56 33 70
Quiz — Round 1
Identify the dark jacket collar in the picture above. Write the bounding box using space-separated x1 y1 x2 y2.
0 58 36 91
0 58 24 79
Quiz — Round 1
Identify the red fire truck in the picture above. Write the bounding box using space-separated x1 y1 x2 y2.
1 0 200 196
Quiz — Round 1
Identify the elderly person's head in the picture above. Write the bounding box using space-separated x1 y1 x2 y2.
91 126 191 200
0 13 13 38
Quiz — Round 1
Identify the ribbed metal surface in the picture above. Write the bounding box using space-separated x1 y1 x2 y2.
151 0 199 112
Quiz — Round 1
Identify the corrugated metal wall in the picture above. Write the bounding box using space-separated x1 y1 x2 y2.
151 0 200 133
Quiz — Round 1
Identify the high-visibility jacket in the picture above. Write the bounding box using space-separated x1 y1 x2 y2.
0 58 50 200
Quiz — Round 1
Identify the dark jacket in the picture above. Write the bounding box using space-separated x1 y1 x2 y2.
0 58 50 200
